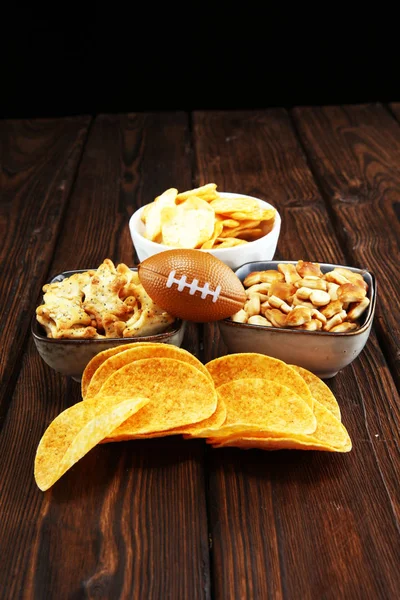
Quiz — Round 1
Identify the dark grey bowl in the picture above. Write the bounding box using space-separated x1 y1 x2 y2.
218 260 376 378
32 269 185 381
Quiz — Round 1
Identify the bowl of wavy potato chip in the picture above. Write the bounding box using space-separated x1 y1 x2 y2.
218 260 376 378
34 347 351 491
32 259 184 381
129 183 281 269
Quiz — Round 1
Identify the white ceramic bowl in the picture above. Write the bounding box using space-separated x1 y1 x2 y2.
218 260 376 379
129 192 281 270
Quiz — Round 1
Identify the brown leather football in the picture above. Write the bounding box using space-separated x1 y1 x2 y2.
138 249 246 322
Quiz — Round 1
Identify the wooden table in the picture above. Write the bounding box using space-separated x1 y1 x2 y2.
1 105 400 599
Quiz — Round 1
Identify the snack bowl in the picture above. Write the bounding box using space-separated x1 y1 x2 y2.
129 193 281 270
31 269 185 382
217 260 376 379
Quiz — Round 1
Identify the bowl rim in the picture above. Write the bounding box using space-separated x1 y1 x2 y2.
129 192 281 255
221 259 376 337
32 267 183 344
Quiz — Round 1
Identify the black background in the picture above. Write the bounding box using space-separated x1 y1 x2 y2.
1 9 399 118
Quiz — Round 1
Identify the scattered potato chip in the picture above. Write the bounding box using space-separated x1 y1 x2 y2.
84 344 213 399
290 365 341 421
81 342 178 398
133 397 227 439
99 358 218 440
206 353 314 408
206 378 317 438
209 399 351 452
34 395 149 490
34 346 353 492
81 342 146 397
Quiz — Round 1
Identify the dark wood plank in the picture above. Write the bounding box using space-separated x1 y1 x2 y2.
388 102 400 123
0 113 210 599
193 109 400 599
0 117 90 420
292 103 400 388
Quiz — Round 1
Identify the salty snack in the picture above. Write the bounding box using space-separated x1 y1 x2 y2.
36 259 175 339
83 343 213 399
34 346 352 490
141 183 276 249
231 261 370 332
34 394 149 491
138 249 246 322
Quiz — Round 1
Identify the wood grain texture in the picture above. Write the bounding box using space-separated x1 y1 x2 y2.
193 109 400 599
0 117 90 420
0 113 210 599
0 343 210 600
292 103 400 388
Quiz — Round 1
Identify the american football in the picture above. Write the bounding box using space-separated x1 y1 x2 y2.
138 249 246 322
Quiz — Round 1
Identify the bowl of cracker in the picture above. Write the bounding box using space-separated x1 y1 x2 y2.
218 259 376 379
129 183 281 270
32 259 185 381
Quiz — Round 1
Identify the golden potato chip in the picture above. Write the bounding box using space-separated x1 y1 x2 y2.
219 220 261 238
213 237 248 248
227 208 276 222
179 397 227 435
176 183 219 203
216 217 241 228
143 188 178 241
209 196 260 214
200 221 224 249
34 395 149 490
99 358 218 440
160 196 215 249
85 343 213 399
206 353 313 408
132 397 227 439
290 365 341 421
234 228 264 241
81 342 167 398
141 202 153 223
209 399 351 452
141 185 276 248
203 378 316 438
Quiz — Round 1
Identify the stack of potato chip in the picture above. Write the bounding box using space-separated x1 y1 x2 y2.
141 183 276 249
34 345 352 491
